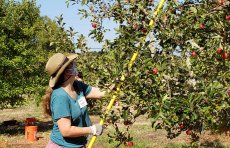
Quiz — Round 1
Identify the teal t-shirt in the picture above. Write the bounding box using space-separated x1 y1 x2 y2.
50 81 92 148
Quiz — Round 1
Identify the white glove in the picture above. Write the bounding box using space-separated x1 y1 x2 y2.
90 124 103 136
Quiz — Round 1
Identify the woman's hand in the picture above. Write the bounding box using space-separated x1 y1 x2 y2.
90 124 103 136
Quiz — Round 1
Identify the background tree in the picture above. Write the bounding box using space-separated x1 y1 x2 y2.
0 0 74 108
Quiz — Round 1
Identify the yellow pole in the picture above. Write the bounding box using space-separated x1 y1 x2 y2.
87 0 166 147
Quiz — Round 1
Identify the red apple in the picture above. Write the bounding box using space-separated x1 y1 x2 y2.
124 120 132 126
179 123 185 129
218 0 224 5
199 24 205 29
152 68 158 75
141 28 147 34
221 52 229 59
191 51 198 57
226 89 230 95
92 23 97 28
216 48 223 54
225 15 230 20
124 141 134 147
186 129 191 135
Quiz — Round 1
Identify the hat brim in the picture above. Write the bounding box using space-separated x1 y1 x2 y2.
49 54 77 87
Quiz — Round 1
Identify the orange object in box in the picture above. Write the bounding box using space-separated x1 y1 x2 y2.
25 125 38 142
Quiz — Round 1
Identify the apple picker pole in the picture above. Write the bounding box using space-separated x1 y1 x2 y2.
87 0 166 147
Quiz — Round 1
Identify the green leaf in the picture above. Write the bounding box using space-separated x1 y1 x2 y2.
190 7 197 14
81 0 87 5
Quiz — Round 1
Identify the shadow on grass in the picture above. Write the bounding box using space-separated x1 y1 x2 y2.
165 139 226 148
165 143 190 148
201 139 225 148
0 119 53 135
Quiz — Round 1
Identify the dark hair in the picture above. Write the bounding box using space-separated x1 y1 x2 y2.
78 71 83 79
42 73 65 116
42 87 53 116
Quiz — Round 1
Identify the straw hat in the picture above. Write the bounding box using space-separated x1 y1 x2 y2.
45 53 77 87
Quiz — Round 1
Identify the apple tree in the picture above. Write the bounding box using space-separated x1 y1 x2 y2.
0 0 75 108
67 0 229 146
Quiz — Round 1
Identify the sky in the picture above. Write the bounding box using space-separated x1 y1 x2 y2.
35 0 117 51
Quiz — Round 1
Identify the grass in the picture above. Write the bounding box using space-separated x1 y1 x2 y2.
0 100 229 148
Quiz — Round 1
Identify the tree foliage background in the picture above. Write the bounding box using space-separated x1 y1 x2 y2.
0 0 74 108
69 0 230 145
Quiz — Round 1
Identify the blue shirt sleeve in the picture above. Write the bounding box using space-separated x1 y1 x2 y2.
73 81 92 96
51 93 71 121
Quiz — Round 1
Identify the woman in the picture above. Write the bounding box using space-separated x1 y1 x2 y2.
43 53 105 148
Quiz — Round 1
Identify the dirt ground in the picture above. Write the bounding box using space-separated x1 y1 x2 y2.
0 106 229 148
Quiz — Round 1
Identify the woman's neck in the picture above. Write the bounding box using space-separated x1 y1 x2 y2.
61 80 76 100
61 76 75 91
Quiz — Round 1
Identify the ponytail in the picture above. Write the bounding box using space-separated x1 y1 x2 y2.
42 87 53 116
